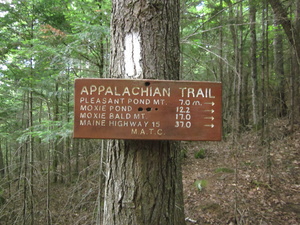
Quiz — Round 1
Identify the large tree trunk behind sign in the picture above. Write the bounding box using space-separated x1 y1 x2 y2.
103 0 185 225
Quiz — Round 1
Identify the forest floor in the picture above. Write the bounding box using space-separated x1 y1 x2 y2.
182 118 300 225
1 119 300 225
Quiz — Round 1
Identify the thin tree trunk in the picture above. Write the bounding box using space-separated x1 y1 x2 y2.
28 11 35 223
66 70 72 183
23 133 28 225
74 139 79 176
53 81 59 183
84 140 89 179
273 20 287 117
225 0 242 133
238 3 243 131
262 0 272 184
28 88 34 225
295 0 300 123
47 141 51 225
261 0 267 144
250 1 259 126
291 50 298 131
219 0 227 138
5 139 11 198
103 1 185 224
0 141 4 178
96 140 106 225
18 93 27 191
268 0 300 130
219 0 224 83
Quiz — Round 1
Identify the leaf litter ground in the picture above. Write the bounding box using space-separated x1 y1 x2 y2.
1 119 299 225
182 119 300 225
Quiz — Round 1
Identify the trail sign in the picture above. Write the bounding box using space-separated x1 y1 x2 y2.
73 79 222 141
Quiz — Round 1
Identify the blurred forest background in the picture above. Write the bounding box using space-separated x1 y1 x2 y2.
0 0 299 224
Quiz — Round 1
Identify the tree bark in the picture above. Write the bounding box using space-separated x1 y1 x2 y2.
268 0 300 126
268 0 300 63
296 0 300 121
250 1 258 126
225 0 240 132
273 20 287 117
103 0 185 224
260 0 269 144
0 141 4 178
52 81 59 183
104 141 184 224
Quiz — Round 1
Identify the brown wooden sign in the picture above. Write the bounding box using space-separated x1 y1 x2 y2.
73 79 222 141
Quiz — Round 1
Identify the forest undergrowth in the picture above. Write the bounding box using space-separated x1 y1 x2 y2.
0 118 299 225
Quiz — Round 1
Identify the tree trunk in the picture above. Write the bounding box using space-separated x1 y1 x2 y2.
268 0 300 63
295 0 300 124
250 1 258 126
268 0 300 127
273 20 287 117
66 70 72 183
0 141 4 178
261 0 267 143
46 141 51 225
237 3 244 132
28 87 34 225
53 81 59 183
103 1 185 224
225 0 243 132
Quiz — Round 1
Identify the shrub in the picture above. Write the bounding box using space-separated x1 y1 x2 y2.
194 179 208 191
194 149 206 159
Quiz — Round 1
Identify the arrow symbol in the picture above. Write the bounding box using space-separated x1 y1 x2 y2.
204 124 215 128
204 102 215 106
204 117 215 121
204 109 215 113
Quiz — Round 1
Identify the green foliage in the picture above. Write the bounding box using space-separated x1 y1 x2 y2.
194 179 208 191
250 180 273 191
194 149 206 159
17 119 73 144
0 0 111 148
214 167 234 173
181 146 188 158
